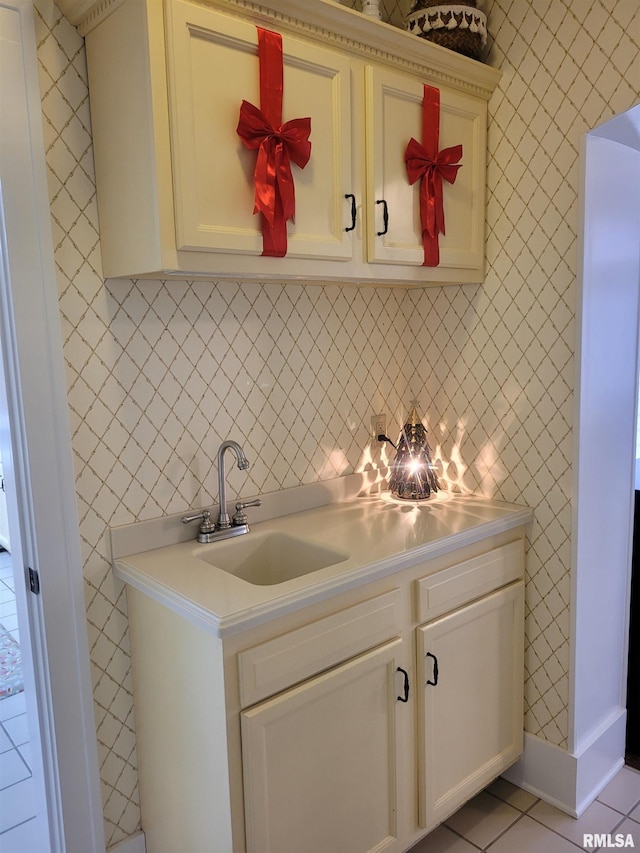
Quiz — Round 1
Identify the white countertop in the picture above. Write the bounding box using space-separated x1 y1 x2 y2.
113 491 533 637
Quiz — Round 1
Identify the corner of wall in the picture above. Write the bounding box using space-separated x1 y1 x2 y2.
503 710 626 817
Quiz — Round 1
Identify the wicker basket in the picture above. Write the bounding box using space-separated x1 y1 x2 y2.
406 3 487 61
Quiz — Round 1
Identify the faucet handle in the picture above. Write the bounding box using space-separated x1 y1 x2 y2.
181 510 216 534
232 499 262 526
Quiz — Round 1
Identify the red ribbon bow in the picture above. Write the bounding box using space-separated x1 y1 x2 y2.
404 85 462 267
237 28 311 257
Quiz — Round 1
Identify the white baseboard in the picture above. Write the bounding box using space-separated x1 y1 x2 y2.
574 710 627 815
503 711 627 817
107 830 146 853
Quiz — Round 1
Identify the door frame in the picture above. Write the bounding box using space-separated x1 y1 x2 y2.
0 1 105 849
570 106 640 757
504 104 640 818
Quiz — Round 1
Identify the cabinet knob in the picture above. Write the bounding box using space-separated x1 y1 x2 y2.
396 666 410 702
376 199 389 236
344 193 357 232
426 652 439 686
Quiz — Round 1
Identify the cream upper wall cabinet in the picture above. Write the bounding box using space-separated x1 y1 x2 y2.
67 0 501 285
366 66 486 278
166 1 352 261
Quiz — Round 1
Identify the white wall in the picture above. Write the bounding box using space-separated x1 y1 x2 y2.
571 106 640 794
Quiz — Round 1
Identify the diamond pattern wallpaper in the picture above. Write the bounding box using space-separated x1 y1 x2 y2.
33 0 640 844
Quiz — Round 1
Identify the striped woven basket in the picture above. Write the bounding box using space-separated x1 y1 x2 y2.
406 2 487 61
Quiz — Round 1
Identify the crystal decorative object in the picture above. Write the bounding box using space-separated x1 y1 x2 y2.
389 407 441 500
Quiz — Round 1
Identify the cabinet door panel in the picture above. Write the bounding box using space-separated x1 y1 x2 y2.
167 1 352 260
366 66 486 273
241 639 403 853
417 582 524 830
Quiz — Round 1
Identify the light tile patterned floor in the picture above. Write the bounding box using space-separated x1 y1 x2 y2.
0 544 639 852
409 767 640 853
0 551 39 852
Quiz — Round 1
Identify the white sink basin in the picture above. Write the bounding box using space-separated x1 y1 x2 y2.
194 531 349 586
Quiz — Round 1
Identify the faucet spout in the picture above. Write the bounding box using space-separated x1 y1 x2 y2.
217 440 249 529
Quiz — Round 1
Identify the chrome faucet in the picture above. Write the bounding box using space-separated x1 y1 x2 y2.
216 440 249 529
181 439 261 543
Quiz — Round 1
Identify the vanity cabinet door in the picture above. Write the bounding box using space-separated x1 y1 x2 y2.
241 639 404 853
417 582 524 831
165 0 353 261
365 65 487 283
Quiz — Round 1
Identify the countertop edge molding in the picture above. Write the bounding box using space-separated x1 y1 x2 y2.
113 505 533 638
54 0 501 100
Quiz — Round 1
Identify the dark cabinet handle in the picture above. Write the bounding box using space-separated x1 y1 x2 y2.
396 666 410 703
344 193 357 232
376 199 389 236
426 652 438 686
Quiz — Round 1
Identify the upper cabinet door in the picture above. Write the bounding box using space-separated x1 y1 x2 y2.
365 65 486 277
166 1 353 261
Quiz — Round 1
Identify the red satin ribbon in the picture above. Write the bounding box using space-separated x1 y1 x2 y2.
405 85 462 267
237 28 311 257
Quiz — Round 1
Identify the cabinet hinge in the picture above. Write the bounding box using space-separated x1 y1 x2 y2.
28 567 40 595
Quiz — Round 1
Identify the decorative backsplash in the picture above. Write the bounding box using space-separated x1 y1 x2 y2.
34 0 640 844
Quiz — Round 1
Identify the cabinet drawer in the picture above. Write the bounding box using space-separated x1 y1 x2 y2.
416 539 524 623
238 589 402 707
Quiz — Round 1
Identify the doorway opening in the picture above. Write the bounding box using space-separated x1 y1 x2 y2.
0 546 42 844
626 366 640 767
0 2 105 850
627 490 640 769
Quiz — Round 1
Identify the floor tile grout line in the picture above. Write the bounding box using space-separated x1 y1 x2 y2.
0 761 33 793
0 718 32 770
523 809 619 851
0 716 30 761
13 742 32 775
483 807 587 851
483 809 530 851
0 708 28 723
484 787 541 815
595 793 640 818
473 777 640 853
441 794 640 853
0 815 38 836
439 822 483 851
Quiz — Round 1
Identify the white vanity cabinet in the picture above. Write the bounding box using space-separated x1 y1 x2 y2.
65 0 501 285
241 639 403 853
122 525 527 853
